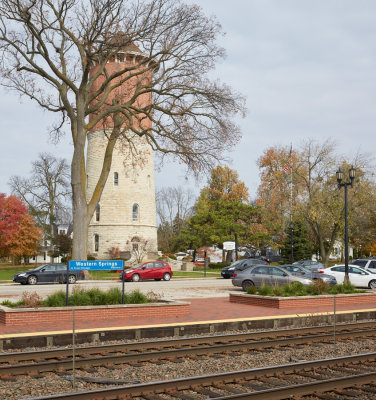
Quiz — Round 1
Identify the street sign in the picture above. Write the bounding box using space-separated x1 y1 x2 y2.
223 241 235 251
69 260 124 271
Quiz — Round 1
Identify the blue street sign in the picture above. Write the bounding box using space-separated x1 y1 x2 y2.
69 260 124 271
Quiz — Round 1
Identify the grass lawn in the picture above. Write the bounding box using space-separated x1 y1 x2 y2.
0 265 222 282
172 271 221 278
0 266 35 281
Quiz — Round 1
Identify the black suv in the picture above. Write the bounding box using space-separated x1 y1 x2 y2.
352 258 376 272
221 258 268 279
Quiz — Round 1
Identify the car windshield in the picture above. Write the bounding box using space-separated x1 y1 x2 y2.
229 260 244 267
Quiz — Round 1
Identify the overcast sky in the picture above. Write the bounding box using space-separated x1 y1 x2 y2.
1 0 375 200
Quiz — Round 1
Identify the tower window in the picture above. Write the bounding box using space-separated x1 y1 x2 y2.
95 204 100 222
94 234 99 252
132 204 139 221
114 172 119 186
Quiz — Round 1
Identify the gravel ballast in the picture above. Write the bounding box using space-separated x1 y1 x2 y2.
1 337 376 399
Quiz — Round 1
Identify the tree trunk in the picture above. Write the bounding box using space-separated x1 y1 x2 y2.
72 191 89 260
71 140 89 260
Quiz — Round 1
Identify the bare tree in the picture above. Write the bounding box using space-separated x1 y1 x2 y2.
8 152 71 261
131 236 150 263
0 0 245 259
156 186 194 251
156 186 194 228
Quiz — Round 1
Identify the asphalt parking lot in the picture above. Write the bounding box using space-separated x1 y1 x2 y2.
0 278 238 302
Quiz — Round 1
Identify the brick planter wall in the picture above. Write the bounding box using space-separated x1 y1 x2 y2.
0 301 190 326
229 292 376 309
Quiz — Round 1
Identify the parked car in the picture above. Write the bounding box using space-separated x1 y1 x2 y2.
175 252 188 261
232 265 313 291
293 260 325 271
192 257 205 266
221 258 268 279
120 261 173 282
352 258 376 272
13 264 85 285
319 265 376 289
281 264 336 286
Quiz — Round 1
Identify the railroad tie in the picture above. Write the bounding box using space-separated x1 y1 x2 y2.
314 394 342 400
197 388 223 398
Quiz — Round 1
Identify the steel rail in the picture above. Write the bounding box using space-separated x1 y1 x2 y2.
1 326 376 376
1 320 375 364
23 352 376 400
211 372 376 399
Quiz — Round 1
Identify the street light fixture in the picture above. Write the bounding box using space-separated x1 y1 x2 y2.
336 166 356 284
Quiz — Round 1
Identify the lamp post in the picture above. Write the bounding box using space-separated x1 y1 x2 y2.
289 221 294 263
336 166 356 284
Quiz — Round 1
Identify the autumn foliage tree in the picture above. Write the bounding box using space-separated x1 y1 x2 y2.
257 139 376 264
175 166 269 260
0 194 42 262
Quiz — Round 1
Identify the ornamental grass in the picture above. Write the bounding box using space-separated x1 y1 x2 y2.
247 281 365 296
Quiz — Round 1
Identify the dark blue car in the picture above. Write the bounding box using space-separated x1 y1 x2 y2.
13 263 85 285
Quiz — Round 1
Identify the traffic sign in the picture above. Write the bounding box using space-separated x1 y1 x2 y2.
223 241 235 251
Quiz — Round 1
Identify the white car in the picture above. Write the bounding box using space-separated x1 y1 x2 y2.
320 265 376 289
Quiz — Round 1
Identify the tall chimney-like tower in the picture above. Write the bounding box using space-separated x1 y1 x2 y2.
86 43 158 259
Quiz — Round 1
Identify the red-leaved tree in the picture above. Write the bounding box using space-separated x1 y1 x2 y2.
0 194 42 262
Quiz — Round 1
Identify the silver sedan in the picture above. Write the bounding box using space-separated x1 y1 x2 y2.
232 265 313 291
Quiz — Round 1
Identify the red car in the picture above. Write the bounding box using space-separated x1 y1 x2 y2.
120 261 173 282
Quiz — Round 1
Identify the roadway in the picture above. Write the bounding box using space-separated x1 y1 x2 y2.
0 277 238 302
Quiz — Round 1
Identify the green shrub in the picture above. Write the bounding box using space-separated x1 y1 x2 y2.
209 262 229 269
69 287 92 306
104 288 123 304
41 287 152 307
246 280 365 298
87 254 96 260
272 285 283 297
246 286 257 294
1 299 24 307
43 291 66 307
258 284 274 296
126 289 149 304
307 284 321 296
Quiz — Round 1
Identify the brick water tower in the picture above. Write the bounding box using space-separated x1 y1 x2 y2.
86 43 158 259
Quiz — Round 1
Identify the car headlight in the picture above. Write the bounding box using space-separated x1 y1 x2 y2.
125 270 132 274
18 273 26 277
228 267 235 270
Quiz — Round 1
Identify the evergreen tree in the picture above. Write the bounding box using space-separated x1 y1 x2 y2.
281 220 314 264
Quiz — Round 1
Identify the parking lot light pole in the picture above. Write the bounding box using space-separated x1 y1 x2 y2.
336 166 356 284
289 221 294 264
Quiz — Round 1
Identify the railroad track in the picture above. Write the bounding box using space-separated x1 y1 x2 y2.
23 352 376 399
1 321 376 377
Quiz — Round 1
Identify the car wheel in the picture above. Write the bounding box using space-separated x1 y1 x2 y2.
163 273 171 281
27 275 38 285
132 274 140 282
242 280 254 291
369 280 376 289
68 275 76 284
